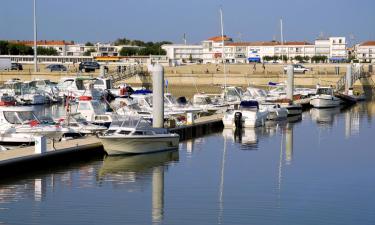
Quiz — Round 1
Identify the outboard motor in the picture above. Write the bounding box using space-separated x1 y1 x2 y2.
234 112 242 129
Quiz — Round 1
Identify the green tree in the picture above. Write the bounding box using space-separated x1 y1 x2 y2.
119 47 138 56
83 48 96 56
303 56 310 62
0 41 9 55
7 43 33 55
37 46 58 56
294 55 304 63
85 42 94 46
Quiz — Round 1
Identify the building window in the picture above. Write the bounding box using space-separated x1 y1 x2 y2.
339 39 342 44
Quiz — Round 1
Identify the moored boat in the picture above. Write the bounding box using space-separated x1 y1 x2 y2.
98 116 179 155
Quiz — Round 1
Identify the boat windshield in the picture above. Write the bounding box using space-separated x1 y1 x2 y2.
194 96 212 105
165 95 177 105
118 117 151 129
145 96 153 107
91 101 106 114
227 88 240 97
3 111 39 124
316 88 333 95
71 113 87 123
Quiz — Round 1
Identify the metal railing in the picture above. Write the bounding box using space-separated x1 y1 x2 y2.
104 65 147 83
335 65 368 91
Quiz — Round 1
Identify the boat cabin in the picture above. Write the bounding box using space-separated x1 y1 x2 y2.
0 106 39 125
316 87 334 96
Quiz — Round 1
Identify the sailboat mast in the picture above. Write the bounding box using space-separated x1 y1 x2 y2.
220 7 227 91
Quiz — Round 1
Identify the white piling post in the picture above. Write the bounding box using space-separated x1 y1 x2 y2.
345 64 352 94
151 64 164 128
286 65 294 101
34 136 47 154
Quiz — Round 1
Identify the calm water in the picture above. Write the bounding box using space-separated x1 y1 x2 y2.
1 102 375 225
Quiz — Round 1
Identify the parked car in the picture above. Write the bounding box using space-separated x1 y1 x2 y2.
46 64 67 72
283 64 310 74
79 61 108 73
11 62 23 70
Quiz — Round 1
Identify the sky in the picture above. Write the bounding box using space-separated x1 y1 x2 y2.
1 0 374 45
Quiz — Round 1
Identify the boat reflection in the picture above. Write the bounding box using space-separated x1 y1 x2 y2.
98 150 179 224
310 107 341 126
222 128 261 150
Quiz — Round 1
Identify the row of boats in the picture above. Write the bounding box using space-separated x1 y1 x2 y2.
0 76 363 156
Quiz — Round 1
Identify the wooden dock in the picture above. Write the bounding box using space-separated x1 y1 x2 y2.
0 115 224 177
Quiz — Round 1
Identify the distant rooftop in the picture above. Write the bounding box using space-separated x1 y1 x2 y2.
207 35 233 42
9 40 75 46
360 41 375 46
226 41 280 46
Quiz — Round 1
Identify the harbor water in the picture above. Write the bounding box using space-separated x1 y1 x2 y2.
0 101 374 225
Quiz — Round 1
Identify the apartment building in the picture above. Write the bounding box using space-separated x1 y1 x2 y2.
162 35 348 64
356 41 375 63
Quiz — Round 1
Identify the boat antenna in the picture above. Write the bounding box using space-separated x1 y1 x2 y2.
220 7 227 99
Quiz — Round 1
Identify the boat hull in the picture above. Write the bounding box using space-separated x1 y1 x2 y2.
223 110 268 128
99 135 180 155
310 97 340 108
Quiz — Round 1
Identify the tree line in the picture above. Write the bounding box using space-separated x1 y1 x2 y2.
114 37 172 56
262 55 328 63
0 41 58 56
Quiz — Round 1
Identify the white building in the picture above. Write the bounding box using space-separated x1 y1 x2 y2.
329 37 347 60
161 35 349 64
356 41 375 63
162 44 203 64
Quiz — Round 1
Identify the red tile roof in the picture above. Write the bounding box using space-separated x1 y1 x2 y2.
9 40 74 46
360 41 375 46
226 41 280 46
207 35 233 42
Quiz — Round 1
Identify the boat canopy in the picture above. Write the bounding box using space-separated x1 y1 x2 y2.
240 100 259 109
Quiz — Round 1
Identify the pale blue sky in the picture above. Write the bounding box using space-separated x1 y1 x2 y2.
1 0 374 45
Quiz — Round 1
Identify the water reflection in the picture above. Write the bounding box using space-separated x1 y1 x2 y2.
222 128 261 150
310 107 341 126
98 150 179 224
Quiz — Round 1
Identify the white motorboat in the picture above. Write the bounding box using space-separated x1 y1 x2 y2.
98 116 180 155
221 86 244 104
0 79 45 105
130 93 185 117
75 96 115 127
57 77 103 100
27 79 61 103
223 101 269 128
260 103 288 121
268 83 315 99
0 106 70 143
192 93 229 113
57 113 107 135
310 86 341 108
164 93 202 113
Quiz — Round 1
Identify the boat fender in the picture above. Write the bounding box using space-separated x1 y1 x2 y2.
29 120 39 127
234 112 242 129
